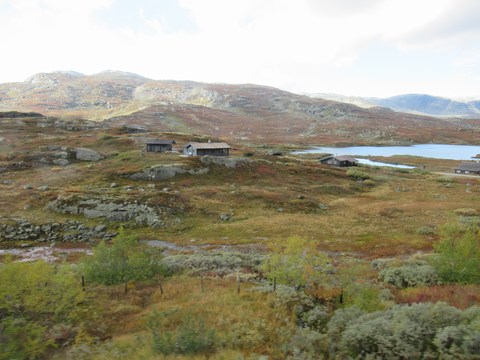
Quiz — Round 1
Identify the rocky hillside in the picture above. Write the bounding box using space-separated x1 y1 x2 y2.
308 93 480 118
367 94 480 118
1 72 480 144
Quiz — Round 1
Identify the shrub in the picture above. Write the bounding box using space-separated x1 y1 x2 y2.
0 260 83 359
81 229 167 285
148 313 217 356
417 225 436 235
333 303 480 359
346 168 371 180
262 236 331 288
379 264 439 288
454 208 478 216
285 328 327 360
163 251 264 276
431 223 480 284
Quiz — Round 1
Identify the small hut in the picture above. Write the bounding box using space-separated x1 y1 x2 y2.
145 140 176 153
454 161 480 175
320 155 358 167
184 142 230 156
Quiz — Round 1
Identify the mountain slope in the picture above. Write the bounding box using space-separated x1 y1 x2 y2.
307 92 480 118
1 72 480 144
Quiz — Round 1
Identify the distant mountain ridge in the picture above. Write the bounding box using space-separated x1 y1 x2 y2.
307 93 480 118
1 71 480 145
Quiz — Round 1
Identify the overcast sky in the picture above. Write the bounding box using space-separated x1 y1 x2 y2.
0 0 479 98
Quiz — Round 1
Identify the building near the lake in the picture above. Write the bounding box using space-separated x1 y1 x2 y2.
320 155 358 167
145 139 176 152
455 161 480 175
473 154 480 162
183 142 231 156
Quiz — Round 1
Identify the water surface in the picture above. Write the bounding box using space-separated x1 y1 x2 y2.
294 144 480 161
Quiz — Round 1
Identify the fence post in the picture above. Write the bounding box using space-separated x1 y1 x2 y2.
81 275 85 291
124 281 128 294
159 280 164 295
273 277 276 292
201 276 204 293
236 273 241 295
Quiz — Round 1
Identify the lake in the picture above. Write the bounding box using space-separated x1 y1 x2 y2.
293 144 480 168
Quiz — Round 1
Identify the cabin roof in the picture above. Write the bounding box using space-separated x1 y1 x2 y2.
320 155 358 162
185 142 231 149
456 161 480 171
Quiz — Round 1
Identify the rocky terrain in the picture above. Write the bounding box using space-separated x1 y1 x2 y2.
1 71 480 145
308 92 480 118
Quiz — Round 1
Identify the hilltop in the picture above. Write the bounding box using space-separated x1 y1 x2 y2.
1 71 480 145
308 92 480 118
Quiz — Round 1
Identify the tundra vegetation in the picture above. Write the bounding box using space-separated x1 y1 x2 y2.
0 114 480 358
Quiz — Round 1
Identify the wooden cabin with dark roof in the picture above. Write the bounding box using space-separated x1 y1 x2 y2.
184 142 230 156
320 155 358 167
455 161 480 175
145 139 176 153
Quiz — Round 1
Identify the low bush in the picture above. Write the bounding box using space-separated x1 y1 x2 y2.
346 168 371 181
0 260 84 359
332 303 480 359
81 229 168 285
163 251 264 276
454 208 478 216
431 223 480 284
148 312 217 356
379 263 439 288
417 225 436 235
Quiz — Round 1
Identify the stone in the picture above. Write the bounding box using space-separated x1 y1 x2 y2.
200 156 251 168
74 148 103 161
23 184 33 190
52 159 69 166
94 224 107 232
53 151 69 158
38 185 49 191
110 182 118 188
219 213 233 221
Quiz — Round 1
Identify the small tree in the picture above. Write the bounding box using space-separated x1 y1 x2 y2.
431 223 480 284
81 228 167 285
262 236 329 288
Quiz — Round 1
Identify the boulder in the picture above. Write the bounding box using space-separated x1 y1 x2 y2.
74 148 103 161
200 156 251 168
53 159 69 166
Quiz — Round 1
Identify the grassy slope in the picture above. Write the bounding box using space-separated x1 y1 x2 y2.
1 115 480 358
1 116 479 256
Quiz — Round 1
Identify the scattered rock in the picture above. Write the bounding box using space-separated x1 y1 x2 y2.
52 159 69 166
46 195 181 227
0 219 111 243
266 149 283 156
128 164 209 181
74 148 103 161
94 224 107 232
110 182 119 188
219 213 233 221
38 185 49 191
200 156 251 168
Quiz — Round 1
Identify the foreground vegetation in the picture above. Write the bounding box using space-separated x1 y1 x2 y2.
1 115 480 358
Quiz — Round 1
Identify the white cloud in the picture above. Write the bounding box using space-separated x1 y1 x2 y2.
0 0 478 97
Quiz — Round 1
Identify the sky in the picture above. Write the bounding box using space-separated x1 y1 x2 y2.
0 0 479 98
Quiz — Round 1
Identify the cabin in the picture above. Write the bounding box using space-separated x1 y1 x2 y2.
184 142 231 157
320 155 358 167
145 139 176 153
454 161 480 175
472 154 480 162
